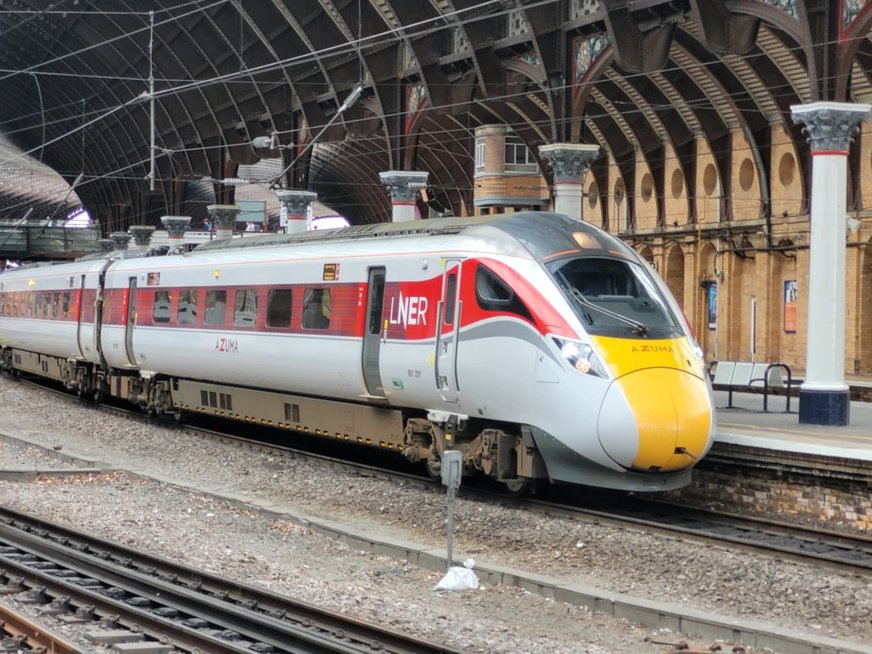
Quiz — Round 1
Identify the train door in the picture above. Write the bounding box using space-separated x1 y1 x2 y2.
362 267 386 397
124 277 138 366
75 274 86 358
434 259 462 402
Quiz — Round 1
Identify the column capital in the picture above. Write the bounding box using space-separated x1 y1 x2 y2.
790 102 870 152
161 215 191 240
206 204 240 237
276 189 318 215
109 231 131 250
379 170 429 203
538 143 600 183
129 225 155 247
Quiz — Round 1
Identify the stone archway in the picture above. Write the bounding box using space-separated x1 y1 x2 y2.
665 244 686 309
637 245 654 264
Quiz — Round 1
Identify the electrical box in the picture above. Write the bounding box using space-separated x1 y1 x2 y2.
441 450 463 491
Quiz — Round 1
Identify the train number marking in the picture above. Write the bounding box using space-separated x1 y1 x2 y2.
215 337 239 353
407 369 421 378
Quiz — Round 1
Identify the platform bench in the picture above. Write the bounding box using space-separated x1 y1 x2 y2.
710 361 800 413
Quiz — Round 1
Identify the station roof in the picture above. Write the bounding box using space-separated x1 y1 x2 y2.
0 1 868 229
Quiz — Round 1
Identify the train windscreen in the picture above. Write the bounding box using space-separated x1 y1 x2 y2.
549 256 682 339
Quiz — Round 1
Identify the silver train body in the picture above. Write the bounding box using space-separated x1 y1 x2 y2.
0 212 716 491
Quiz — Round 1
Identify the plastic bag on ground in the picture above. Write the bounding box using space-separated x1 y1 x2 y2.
434 565 480 591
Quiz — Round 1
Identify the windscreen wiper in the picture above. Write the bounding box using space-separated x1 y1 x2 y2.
562 278 649 337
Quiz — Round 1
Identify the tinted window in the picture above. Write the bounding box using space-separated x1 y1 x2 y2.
475 265 532 321
204 290 227 325
153 291 171 323
234 289 258 327
443 273 457 325
302 288 331 330
266 289 293 328
178 290 198 324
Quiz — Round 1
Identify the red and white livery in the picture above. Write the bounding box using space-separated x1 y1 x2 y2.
0 212 716 492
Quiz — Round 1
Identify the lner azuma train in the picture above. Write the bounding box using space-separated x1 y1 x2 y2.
0 212 715 492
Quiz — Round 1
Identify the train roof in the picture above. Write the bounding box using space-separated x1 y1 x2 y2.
192 211 637 263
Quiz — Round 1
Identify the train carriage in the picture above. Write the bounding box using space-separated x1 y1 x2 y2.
0 212 716 492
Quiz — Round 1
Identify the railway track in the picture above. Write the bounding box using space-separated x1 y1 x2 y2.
13 376 872 576
0 603 83 653
0 505 459 654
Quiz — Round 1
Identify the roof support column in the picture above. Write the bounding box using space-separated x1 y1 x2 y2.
161 215 191 242
207 204 240 240
379 171 429 223
276 190 318 234
791 101 870 426
539 144 600 221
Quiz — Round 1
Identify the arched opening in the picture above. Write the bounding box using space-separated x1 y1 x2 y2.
665 245 685 309
698 241 718 361
860 242 872 372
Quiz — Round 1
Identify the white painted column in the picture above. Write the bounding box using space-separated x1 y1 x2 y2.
207 204 240 240
379 171 429 222
791 101 870 426
276 189 318 234
538 143 600 221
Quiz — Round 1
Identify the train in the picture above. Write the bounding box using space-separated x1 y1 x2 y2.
0 211 716 492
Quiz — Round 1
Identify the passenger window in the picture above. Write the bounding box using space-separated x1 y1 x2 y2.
266 288 293 328
52 293 60 319
302 288 331 330
234 289 258 327
153 291 171 323
178 289 198 324
27 293 35 317
475 265 533 321
204 290 227 325
62 292 70 318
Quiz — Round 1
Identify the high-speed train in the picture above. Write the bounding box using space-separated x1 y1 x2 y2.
0 212 715 492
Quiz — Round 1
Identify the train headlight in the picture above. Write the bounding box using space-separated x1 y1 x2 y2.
551 336 609 379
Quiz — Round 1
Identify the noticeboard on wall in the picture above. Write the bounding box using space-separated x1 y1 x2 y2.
783 279 797 333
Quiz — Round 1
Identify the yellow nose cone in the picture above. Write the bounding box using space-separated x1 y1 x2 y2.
619 368 712 471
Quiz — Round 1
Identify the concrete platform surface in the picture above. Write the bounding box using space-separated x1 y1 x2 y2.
713 390 872 461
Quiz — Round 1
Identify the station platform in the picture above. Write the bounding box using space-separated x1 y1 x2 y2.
713 389 872 463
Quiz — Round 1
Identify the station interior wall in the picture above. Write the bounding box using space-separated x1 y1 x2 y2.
474 121 872 374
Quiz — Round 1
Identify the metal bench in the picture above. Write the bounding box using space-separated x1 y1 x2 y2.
710 360 800 412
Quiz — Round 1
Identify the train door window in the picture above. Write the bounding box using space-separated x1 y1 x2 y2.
266 288 293 328
475 265 533 321
234 289 258 327
153 291 171 323
204 289 227 325
178 289 198 324
62 291 71 318
0 293 4 315
443 273 457 325
302 288 331 330
368 274 385 334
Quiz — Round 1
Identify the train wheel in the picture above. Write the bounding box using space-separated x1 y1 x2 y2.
425 459 441 480
502 479 530 496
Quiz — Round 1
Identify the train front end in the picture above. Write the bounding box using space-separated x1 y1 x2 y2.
516 217 716 491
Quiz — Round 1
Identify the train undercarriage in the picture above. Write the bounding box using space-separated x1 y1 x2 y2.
1 347 550 493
